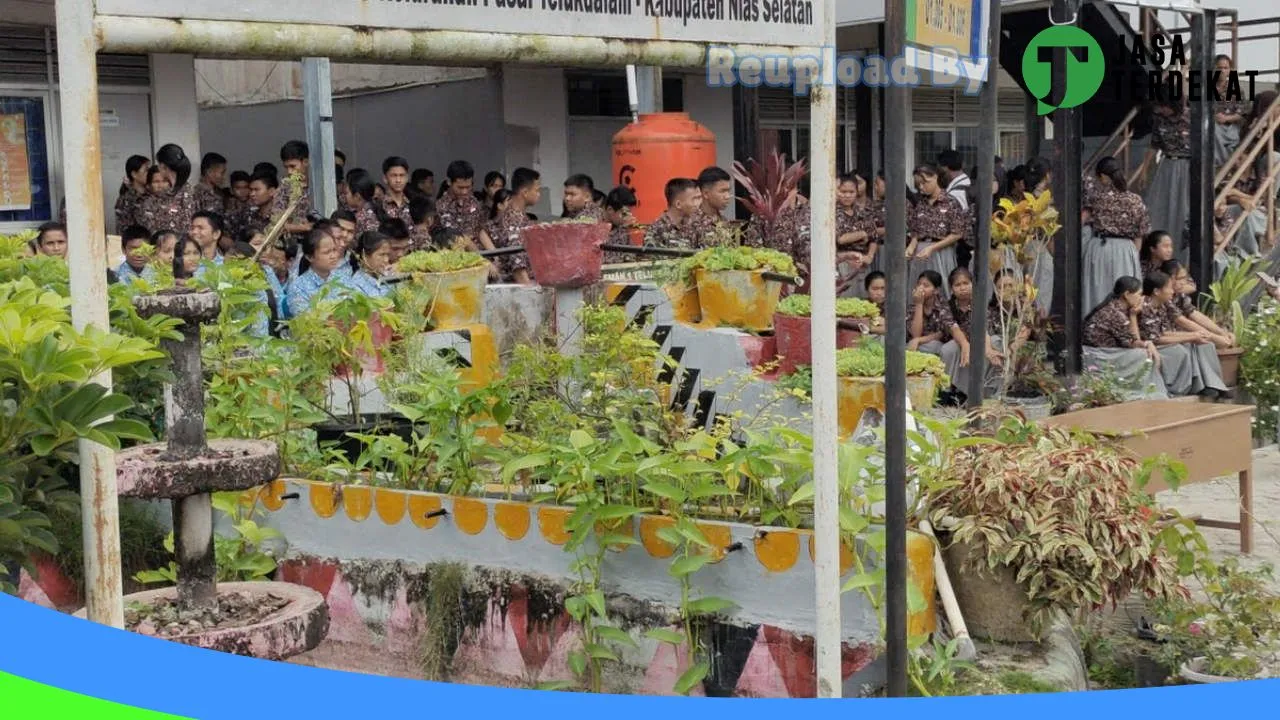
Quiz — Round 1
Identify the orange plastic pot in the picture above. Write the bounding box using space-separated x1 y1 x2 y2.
521 222 610 289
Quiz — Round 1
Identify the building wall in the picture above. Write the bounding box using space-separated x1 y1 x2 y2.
197 76 505 187
502 66 569 218
193 59 488 107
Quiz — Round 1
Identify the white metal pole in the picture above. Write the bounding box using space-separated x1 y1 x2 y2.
55 0 125 628
810 0 841 697
626 65 640 122
302 57 337 218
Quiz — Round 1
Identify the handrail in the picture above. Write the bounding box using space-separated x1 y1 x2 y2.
1214 99 1280 199
1215 106 1280 245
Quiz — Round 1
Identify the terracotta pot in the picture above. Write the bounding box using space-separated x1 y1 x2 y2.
521 222 610 288
695 268 783 331
773 312 864 375
1217 346 1243 387
941 533 1043 643
412 265 488 329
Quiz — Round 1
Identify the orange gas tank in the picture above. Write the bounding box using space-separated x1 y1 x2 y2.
612 113 717 226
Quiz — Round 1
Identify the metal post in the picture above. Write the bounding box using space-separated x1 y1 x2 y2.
882 0 910 699
969 1 1002 407
1024 96 1042 162
734 84 760 218
54 0 124 628
1189 11 1217 293
635 66 663 113
302 57 337 218
810 12 841 696
1050 0 1083 375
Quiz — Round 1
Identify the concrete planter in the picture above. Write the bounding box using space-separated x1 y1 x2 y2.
694 269 783 332
251 478 938 695
1179 657 1247 684
940 533 1042 643
411 265 489 329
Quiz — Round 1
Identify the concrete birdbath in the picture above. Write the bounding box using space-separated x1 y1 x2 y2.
77 288 328 660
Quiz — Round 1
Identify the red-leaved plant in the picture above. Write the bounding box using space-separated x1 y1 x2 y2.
731 149 807 241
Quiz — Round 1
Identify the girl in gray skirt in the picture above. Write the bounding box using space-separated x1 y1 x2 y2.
1138 269 1228 399
1145 80 1192 251
1083 157 1151 315
907 166 968 296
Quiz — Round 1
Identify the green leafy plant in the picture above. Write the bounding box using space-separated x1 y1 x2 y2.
1049 361 1156 415
678 246 797 286
397 250 487 274
835 340 949 384
776 294 880 319
1202 255 1259 335
1151 557 1280 679
926 414 1192 634
0 278 161 592
134 491 283 585
289 289 401 423
1240 296 1280 440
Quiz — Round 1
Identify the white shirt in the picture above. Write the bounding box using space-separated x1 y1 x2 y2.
946 172 971 211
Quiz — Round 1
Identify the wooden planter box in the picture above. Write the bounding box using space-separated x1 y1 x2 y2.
1040 400 1255 552
1218 346 1244 387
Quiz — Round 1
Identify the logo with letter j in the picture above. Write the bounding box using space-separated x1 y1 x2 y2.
1022 25 1105 115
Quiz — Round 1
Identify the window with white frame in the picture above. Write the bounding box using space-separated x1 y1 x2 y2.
758 86 858 171
912 88 1029 171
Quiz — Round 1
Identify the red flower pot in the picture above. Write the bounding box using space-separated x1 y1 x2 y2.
521 222 610 289
773 313 863 375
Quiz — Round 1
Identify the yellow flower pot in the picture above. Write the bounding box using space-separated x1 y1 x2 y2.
836 375 939 437
411 265 488 330
693 268 783 331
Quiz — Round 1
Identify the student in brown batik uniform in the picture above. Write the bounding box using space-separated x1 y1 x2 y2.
381 156 413 227
906 165 967 296
562 174 604 221
193 153 228 215
135 144 198 236
438 160 485 241
230 171 279 239
646 178 706 249
341 169 383 236
1082 156 1150 315
602 186 639 264
908 268 965 359
694 166 734 241
274 141 315 241
115 155 150 231
408 195 441 252
1081 275 1165 397
225 170 251 218
480 167 542 284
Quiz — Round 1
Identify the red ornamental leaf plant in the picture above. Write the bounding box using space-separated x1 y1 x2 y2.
731 149 808 242
925 411 1195 635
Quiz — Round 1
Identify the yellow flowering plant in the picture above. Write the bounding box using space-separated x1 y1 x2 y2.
990 191 1061 269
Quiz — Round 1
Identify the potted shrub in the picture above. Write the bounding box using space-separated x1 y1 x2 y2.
1203 256 1259 387
926 414 1190 643
1152 558 1280 683
832 340 948 437
396 249 490 330
520 217 610 289
679 246 797 332
774 294 880 375
290 289 409 461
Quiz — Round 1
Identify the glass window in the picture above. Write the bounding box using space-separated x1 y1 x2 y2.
1000 132 1027 166
914 130 951 169
954 128 982 172
0 95 52 224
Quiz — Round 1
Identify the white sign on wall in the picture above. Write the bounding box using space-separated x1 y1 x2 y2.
96 0 826 48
